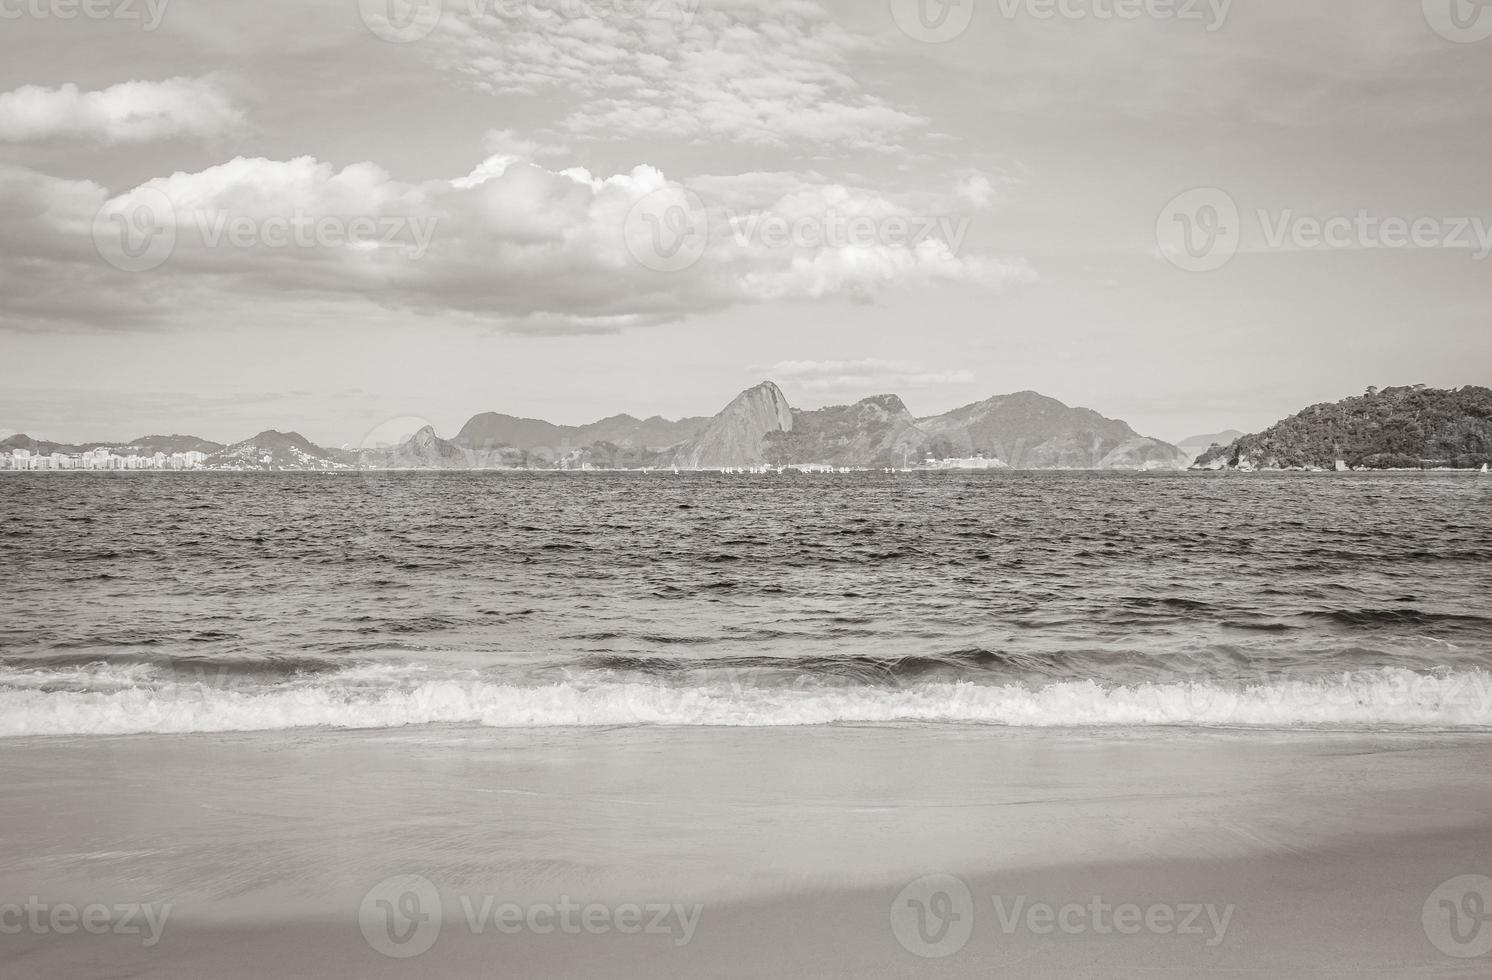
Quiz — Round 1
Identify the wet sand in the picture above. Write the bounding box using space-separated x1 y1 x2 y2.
3 725 1492 977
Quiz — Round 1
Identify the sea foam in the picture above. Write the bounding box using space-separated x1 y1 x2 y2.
2 664 1492 736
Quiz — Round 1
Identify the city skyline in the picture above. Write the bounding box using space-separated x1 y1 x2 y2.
2 447 209 470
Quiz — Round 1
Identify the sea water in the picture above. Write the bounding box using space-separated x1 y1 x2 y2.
2 470 1490 736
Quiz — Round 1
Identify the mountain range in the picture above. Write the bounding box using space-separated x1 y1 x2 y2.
3 383 1195 471
399 383 1192 471
715 384 1192 470
21 382 1485 473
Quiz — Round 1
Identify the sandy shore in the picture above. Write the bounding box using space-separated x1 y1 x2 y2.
4 725 1492 977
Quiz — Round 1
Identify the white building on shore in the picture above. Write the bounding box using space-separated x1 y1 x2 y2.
3 448 209 471
920 455 1009 471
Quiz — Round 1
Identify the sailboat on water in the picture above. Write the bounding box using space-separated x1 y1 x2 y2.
1482 463 1490 475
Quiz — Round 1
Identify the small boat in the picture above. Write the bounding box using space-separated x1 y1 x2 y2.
1482 464 1490 475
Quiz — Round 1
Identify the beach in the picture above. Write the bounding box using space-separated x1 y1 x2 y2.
3 724 1491 978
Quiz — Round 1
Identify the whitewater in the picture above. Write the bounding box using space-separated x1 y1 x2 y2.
5 661 1492 736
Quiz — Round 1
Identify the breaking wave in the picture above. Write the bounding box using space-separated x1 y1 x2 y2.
3 663 1492 737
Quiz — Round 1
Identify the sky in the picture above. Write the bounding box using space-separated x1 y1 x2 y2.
1 0 1490 448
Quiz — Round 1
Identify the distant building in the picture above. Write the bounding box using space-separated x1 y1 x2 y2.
921 455 1008 471
2 446 208 472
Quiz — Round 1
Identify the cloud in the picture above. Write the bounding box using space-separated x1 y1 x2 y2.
771 359 976 394
482 127 571 161
694 174 1033 301
430 0 924 150
0 148 1030 333
0 77 244 144
955 173 996 209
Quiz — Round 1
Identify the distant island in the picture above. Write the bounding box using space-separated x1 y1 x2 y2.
1175 430 1246 463
1193 385 1492 471
5 383 1488 473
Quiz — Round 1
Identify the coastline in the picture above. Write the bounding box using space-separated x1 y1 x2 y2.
4 725 1492 977
2 466 1488 475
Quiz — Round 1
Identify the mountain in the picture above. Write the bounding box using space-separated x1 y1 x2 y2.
666 382 794 469
916 392 1190 470
0 434 84 456
358 425 657 471
1194 386 1492 471
204 431 349 471
454 414 566 452
360 426 473 470
454 412 707 454
578 414 709 450
128 434 224 455
1 433 221 457
1176 430 1245 462
765 395 928 468
1093 437 1193 471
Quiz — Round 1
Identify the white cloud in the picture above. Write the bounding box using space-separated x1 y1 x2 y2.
482 127 571 161
431 0 924 150
699 176 1032 300
0 77 244 144
955 174 996 209
0 150 1029 333
771 359 976 394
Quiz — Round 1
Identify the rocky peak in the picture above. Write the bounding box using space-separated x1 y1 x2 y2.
407 425 441 449
855 394 912 417
667 381 793 469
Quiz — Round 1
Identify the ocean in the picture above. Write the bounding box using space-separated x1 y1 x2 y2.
3 470 1491 736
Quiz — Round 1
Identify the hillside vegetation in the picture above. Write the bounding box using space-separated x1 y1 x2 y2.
1195 386 1492 470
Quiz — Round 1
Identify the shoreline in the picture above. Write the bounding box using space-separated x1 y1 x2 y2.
3 467 1489 475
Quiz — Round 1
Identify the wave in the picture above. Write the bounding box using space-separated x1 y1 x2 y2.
1304 608 1492 628
2 664 1492 737
0 652 343 676
567 649 1019 680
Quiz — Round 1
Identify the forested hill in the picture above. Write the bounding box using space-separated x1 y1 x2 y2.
1194 386 1492 470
